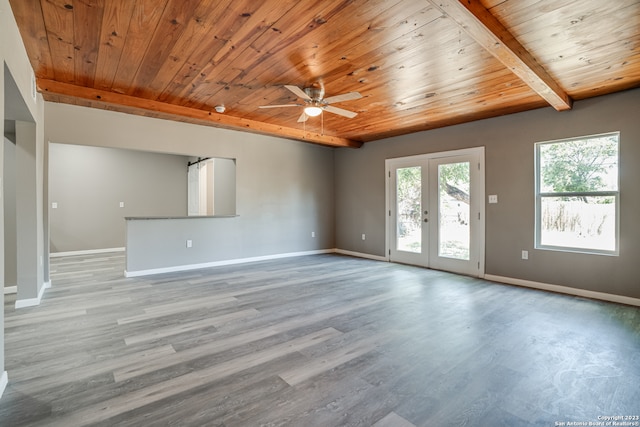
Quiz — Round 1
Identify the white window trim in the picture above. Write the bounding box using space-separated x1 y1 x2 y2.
534 132 620 256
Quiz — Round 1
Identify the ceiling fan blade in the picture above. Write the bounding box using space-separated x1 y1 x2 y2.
323 91 362 104
297 111 309 123
258 104 302 109
324 105 357 119
285 85 312 101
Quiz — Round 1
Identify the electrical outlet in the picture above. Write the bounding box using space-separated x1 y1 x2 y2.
186 240 193 248
52 202 58 209
311 231 315 238
522 250 528 260
362 234 366 241
119 201 125 208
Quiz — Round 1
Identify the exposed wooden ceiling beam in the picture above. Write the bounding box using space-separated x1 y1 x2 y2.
428 0 573 111
36 79 363 149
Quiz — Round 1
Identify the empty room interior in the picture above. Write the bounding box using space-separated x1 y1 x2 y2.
1 0 640 426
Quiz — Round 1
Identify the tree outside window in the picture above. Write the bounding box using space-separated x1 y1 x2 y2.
535 132 619 255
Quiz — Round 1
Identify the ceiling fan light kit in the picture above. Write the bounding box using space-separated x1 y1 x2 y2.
304 105 323 117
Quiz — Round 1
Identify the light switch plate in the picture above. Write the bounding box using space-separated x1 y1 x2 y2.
488 195 498 204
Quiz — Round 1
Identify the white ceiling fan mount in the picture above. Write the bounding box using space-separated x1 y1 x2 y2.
260 84 362 123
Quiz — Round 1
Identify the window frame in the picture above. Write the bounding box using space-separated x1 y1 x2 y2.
534 132 620 256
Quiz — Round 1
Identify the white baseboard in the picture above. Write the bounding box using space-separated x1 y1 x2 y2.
4 282 49 296
124 248 391 277
485 274 640 307
0 371 7 400
125 249 336 278
334 249 388 262
50 247 125 258
15 281 48 309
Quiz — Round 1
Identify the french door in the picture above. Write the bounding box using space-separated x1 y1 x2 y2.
386 148 485 277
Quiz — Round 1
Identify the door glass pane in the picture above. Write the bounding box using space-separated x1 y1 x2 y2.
396 167 422 253
438 162 470 260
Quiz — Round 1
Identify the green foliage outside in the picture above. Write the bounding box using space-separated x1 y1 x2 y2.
396 162 471 228
540 135 618 200
439 162 470 204
396 166 421 230
539 134 618 243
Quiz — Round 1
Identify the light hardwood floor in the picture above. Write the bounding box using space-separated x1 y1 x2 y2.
1 253 639 426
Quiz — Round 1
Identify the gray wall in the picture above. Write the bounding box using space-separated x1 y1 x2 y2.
126 215 317 274
335 88 640 299
44 103 335 259
49 143 189 253
16 120 44 302
213 158 236 216
3 137 16 287
2 0 48 384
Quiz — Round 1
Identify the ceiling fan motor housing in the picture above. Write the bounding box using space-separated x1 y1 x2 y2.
304 87 325 102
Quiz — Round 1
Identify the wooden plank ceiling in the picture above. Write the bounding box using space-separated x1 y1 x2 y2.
9 0 640 148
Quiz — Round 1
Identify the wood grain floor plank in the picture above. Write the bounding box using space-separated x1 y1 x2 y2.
238 364 377 427
106 365 294 427
2 253 639 426
4 309 88 328
279 331 391 386
373 412 418 427
116 296 239 325
45 328 343 426
113 293 395 382
8 345 177 394
123 307 260 345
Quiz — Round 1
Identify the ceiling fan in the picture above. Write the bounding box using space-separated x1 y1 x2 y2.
259 85 362 122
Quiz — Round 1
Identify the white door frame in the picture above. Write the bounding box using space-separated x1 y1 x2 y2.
385 147 485 277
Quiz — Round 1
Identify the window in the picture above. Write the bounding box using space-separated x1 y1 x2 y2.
535 132 619 255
